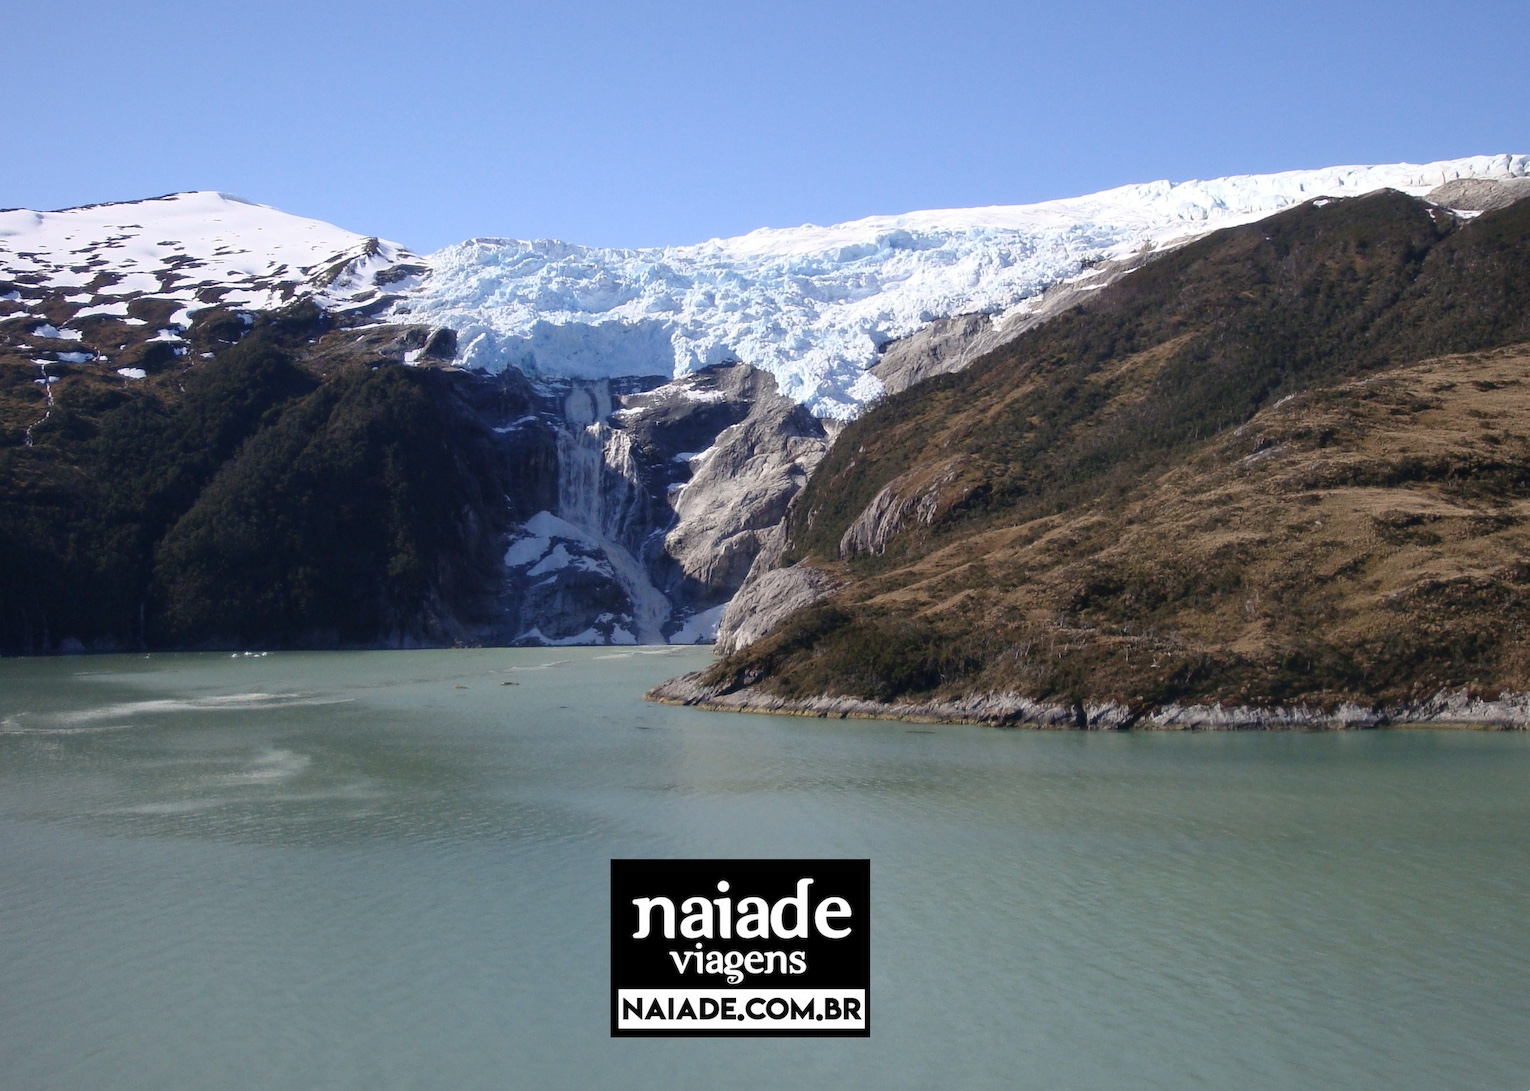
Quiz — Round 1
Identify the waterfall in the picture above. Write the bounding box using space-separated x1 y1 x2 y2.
554 381 672 642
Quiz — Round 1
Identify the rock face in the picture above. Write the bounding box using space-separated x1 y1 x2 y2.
654 367 829 608
1427 177 1530 212
481 361 831 645
868 252 1157 396
869 313 1009 396
715 255 1168 650
836 458 970 559
422 327 458 360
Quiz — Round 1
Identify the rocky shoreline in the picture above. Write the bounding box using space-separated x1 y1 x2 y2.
645 671 1530 730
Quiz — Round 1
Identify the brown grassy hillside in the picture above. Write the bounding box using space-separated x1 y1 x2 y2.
697 191 1530 713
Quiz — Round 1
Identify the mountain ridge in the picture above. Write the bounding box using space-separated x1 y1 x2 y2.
661 189 1530 723
7 155 1528 417
6 159 1530 653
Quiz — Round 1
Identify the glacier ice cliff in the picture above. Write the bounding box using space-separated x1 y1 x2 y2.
393 155 1530 418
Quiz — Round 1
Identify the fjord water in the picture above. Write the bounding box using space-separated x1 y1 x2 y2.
1 651 1526 1090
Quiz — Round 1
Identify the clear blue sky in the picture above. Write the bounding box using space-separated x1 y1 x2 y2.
5 0 1527 253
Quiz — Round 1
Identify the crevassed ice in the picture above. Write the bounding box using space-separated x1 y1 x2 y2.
395 154 1529 418
8 158 1527 419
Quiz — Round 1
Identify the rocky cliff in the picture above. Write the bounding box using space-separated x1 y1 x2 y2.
487 362 829 645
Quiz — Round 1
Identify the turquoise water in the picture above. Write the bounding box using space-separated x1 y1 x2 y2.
1 648 1527 1089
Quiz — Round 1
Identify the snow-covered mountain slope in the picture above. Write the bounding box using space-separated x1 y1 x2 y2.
0 190 423 325
4 157 1528 419
394 154 1530 417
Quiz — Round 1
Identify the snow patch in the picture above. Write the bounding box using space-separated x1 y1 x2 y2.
668 603 727 644
72 301 129 318
0 191 423 328
521 510 600 548
503 533 551 568
527 544 576 577
492 414 540 434
515 625 604 646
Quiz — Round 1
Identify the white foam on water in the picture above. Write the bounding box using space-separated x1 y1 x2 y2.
0 719 140 736
209 748 312 786
48 692 353 725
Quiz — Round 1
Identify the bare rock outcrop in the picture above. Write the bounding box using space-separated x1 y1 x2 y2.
713 552 840 655
1426 177 1530 212
870 312 1010 395
869 252 1160 395
659 369 829 603
647 674 1530 731
838 458 965 558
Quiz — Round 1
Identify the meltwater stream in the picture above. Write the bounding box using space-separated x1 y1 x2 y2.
555 382 671 642
1 649 1527 1090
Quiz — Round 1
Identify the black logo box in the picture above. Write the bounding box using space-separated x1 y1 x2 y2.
610 859 870 1037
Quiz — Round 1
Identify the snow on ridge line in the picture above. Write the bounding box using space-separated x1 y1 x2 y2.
5 157 1527 419
0 190 423 322
396 154 1530 418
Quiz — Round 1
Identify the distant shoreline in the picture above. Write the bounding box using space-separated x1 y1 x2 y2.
646 672 1530 731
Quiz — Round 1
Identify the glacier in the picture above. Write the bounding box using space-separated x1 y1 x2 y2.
6 156 1528 419
392 154 1530 417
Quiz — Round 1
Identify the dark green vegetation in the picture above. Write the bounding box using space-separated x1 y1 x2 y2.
0 307 548 653
705 191 1530 713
